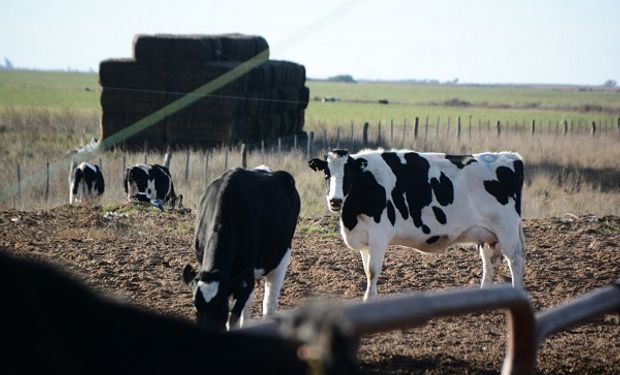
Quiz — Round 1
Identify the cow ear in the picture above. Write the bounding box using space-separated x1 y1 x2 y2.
308 158 327 172
182 264 197 286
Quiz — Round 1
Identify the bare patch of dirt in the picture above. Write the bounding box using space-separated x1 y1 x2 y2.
1 205 618 374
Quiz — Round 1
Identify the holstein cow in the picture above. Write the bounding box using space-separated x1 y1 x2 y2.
309 149 525 301
124 164 178 209
0 249 358 375
69 161 105 204
183 165 301 331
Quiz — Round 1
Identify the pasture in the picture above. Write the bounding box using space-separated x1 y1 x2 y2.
1 69 619 373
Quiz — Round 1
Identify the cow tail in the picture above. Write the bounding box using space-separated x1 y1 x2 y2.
96 166 105 195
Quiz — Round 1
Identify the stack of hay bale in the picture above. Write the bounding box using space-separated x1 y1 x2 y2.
99 34 309 149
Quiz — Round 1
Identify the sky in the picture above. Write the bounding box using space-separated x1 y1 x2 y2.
1 0 619 85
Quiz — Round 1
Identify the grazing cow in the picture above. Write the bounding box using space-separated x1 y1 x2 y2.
69 161 105 204
309 149 525 301
183 165 301 331
0 249 358 375
124 164 178 209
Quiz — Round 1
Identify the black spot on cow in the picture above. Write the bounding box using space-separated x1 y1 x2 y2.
341 157 386 231
386 200 395 226
432 206 447 225
430 172 454 206
426 235 440 245
445 154 477 169
483 160 524 216
382 152 434 233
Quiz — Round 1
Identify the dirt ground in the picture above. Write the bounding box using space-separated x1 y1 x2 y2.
1 205 618 374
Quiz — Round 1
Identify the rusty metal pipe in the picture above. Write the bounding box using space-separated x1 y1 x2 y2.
241 285 536 375
535 279 620 345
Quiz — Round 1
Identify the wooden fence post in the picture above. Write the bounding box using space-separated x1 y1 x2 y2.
293 134 297 150
390 119 394 145
363 122 369 147
564 120 569 135
531 120 535 135
424 116 429 142
446 117 451 137
591 121 596 136
184 148 190 182
307 131 314 159
496 120 501 137
336 127 341 148
241 144 247 168
322 128 328 150
377 121 382 145
45 161 50 202
414 117 419 140
402 118 407 144
16 164 21 201
204 150 209 182
456 116 461 139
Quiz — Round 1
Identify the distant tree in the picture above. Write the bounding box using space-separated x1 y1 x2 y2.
604 79 617 87
327 74 357 83
3 58 14 70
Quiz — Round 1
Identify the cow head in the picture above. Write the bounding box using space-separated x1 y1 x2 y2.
308 149 367 212
182 265 231 332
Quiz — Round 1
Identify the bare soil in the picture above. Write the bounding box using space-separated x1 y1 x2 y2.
1 205 618 374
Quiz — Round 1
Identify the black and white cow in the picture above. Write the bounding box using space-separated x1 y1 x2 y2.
0 249 357 375
309 149 525 301
183 165 301 331
69 161 105 204
124 164 178 208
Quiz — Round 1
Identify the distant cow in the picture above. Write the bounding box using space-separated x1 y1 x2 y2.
183 165 301 331
0 249 358 375
69 161 105 204
309 149 525 301
124 164 178 209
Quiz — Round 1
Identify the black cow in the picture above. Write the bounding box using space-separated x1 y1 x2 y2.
0 249 357 375
183 165 301 331
124 164 178 209
69 161 105 204
309 148 525 301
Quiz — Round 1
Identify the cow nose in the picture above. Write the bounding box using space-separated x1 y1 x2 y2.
329 198 343 210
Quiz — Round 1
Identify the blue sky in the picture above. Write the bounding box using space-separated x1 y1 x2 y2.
1 0 619 84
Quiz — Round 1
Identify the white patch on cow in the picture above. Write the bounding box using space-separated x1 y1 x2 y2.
197 280 219 303
253 164 272 172
263 248 291 316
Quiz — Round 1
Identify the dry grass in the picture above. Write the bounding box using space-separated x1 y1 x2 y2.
1 121 618 219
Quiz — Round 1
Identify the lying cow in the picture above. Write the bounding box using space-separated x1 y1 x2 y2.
183 165 301 331
309 149 525 301
0 249 358 375
124 164 178 209
69 161 105 204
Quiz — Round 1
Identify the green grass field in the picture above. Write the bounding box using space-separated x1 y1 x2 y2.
1 69 619 216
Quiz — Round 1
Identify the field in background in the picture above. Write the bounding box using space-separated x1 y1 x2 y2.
0 70 619 217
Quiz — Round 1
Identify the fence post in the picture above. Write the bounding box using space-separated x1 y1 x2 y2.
363 122 369 147
45 161 50 202
377 121 382 145
591 121 596 136
414 117 419 140
446 117 451 137
241 143 247 168
468 115 472 138
293 134 297 150
456 116 461 139
563 120 568 135
336 127 341 148
350 121 354 148
322 128 328 150
424 116 429 142
390 119 394 145
204 150 209 183
307 131 314 159
531 120 535 135
184 148 190 182
16 164 21 202
278 137 282 156
496 120 501 137
261 140 265 163
402 118 407 144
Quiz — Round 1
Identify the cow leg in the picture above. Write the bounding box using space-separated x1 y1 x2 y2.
479 243 502 287
229 277 255 330
239 289 255 328
497 224 526 288
362 238 389 302
263 248 291 317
